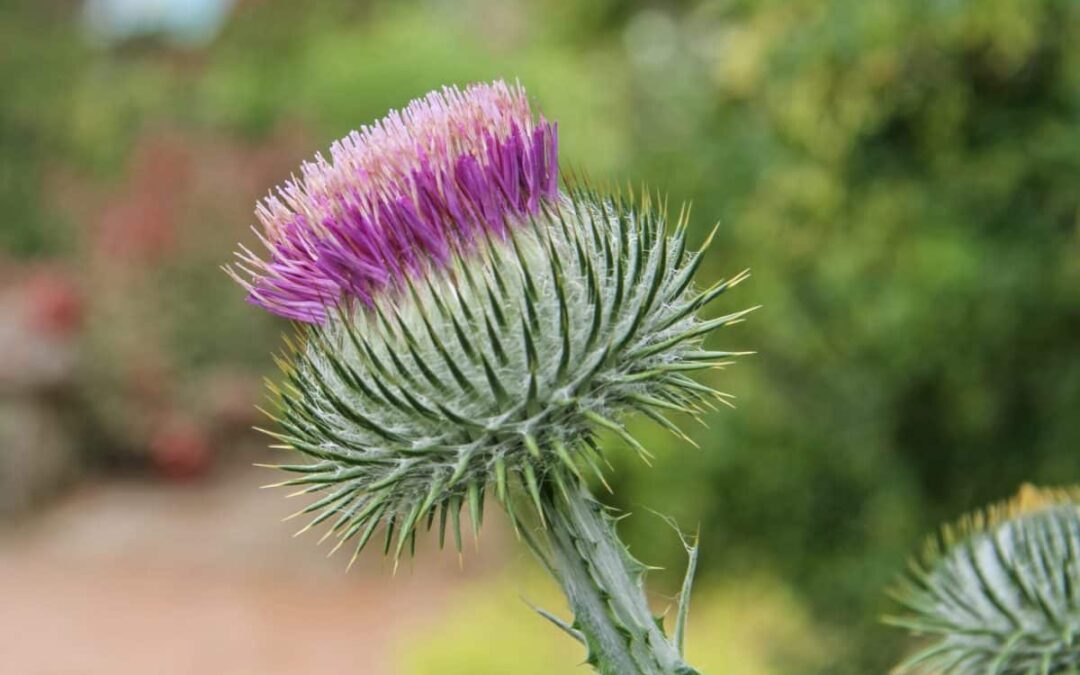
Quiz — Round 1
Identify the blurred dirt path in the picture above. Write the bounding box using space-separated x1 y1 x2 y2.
0 463 506 675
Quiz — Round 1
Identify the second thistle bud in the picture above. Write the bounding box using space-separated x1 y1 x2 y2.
887 484 1080 673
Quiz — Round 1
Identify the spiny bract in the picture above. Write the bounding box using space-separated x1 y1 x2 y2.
263 186 751 566
887 484 1080 674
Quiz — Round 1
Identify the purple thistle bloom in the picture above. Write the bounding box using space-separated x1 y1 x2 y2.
231 80 559 323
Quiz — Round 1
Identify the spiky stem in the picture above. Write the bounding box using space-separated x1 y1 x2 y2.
536 477 699 675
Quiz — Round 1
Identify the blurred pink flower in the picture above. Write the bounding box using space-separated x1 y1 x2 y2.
149 416 214 480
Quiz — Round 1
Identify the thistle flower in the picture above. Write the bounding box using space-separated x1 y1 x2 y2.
887 484 1080 674
231 81 558 323
230 80 750 675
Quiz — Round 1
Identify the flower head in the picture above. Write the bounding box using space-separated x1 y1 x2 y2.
232 80 558 323
237 81 750 567
888 484 1080 673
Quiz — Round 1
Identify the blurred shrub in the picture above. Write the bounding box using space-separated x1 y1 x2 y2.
608 0 1080 671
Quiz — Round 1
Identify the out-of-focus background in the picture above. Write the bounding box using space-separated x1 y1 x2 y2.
1 0 1078 672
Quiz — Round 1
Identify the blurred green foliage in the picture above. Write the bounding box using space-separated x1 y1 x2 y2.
0 3 84 256
3 0 1078 672
611 1 1080 671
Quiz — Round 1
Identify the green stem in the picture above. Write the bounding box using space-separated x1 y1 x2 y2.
537 478 699 675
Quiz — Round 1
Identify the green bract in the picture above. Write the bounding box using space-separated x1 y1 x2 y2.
887 485 1080 674
261 184 752 567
